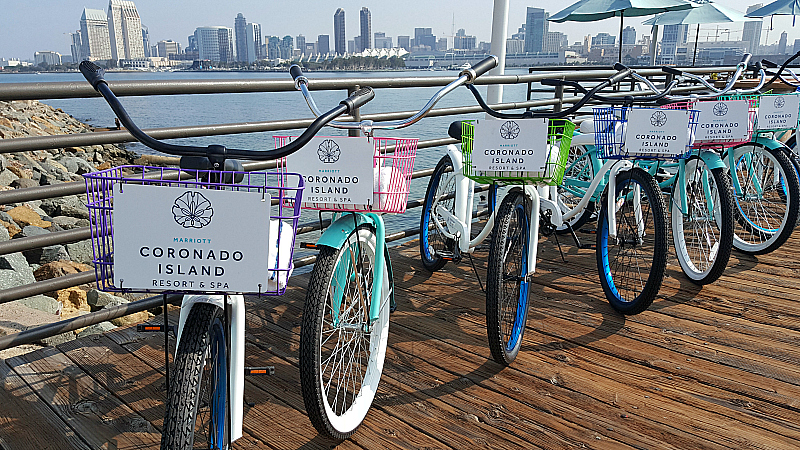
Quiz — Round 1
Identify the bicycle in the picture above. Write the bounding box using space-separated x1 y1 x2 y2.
77 61 374 449
283 58 498 438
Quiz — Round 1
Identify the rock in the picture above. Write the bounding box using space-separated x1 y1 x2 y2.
42 195 89 220
0 252 36 290
23 244 69 265
18 294 60 314
76 322 117 338
33 260 92 281
50 216 79 229
0 220 21 238
31 329 75 347
0 169 19 186
96 161 112 171
10 178 39 189
76 219 90 228
111 311 151 328
57 156 95 175
7 205 51 228
18 225 49 238
65 240 94 265
56 287 89 311
0 226 8 242
87 289 127 309
0 211 14 224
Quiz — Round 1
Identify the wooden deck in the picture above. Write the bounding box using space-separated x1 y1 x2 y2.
1 228 800 449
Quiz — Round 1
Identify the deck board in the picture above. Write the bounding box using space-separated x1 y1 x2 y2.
1 229 799 449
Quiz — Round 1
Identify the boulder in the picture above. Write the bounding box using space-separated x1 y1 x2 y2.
7 205 51 228
33 260 92 281
30 329 75 347
50 216 79 229
0 220 20 238
0 169 19 187
18 295 60 315
0 252 36 290
87 289 127 309
111 311 151 328
76 321 117 338
23 244 69 265
18 225 49 238
57 156 95 175
56 287 89 311
10 178 39 189
65 240 94 265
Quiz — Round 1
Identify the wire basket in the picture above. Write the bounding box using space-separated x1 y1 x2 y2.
721 92 800 132
592 106 699 160
275 136 418 214
83 166 304 296
461 119 575 186
663 100 755 149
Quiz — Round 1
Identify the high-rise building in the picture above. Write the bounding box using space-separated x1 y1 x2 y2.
267 36 280 59
70 31 83 62
34 51 62 66
348 40 355 53
592 32 616 46
512 24 526 41
397 35 410 50
107 0 145 61
543 31 566 53
413 27 436 50
334 8 346 55
360 7 372 51
454 29 476 50
80 8 112 61
506 38 524 54
234 13 248 62
374 32 392 49
280 35 293 59
141 26 150 57
194 26 235 62
794 38 800 54
187 35 197 52
779 31 788 54
317 35 330 55
659 24 688 64
622 26 636 47
296 35 306 54
156 40 181 58
743 4 763 54
437 37 448 51
246 23 262 62
524 7 549 53
354 36 362 52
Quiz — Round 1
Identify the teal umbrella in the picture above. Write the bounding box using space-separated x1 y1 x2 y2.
642 1 752 65
550 0 694 61
745 0 800 27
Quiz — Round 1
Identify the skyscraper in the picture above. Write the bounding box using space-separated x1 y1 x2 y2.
334 8 346 55
743 4 763 54
107 0 145 61
141 26 150 57
156 40 181 58
194 26 235 62
525 8 549 53
296 35 306 54
234 13 248 62
621 26 636 47
70 31 83 62
397 35 410 51
80 8 112 61
659 24 688 64
360 7 372 51
317 35 330 55
280 35 293 59
246 23 262 62
779 31 788 54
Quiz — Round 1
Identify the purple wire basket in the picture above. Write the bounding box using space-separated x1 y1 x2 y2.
592 106 699 160
83 165 304 296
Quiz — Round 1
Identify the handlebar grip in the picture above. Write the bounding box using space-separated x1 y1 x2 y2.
448 121 463 141
608 68 633 85
740 54 752 65
613 63 629 71
661 66 683 76
79 61 107 91
289 64 304 81
461 56 498 82
541 78 567 87
761 59 778 69
340 86 374 113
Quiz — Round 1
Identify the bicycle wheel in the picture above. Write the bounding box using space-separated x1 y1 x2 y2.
556 145 596 234
161 303 228 449
596 168 668 315
726 142 800 254
671 157 734 285
300 224 390 440
486 190 531 365
774 141 800 227
420 155 457 271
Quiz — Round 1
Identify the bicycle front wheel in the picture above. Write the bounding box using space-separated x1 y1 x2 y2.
161 303 229 449
486 190 531 365
300 224 390 440
596 168 668 315
726 142 800 254
672 157 734 285
420 155 457 272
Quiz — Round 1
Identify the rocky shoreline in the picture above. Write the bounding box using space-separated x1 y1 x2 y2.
0 99 149 357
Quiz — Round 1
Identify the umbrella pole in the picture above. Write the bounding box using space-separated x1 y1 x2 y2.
692 23 699 67
619 11 625 62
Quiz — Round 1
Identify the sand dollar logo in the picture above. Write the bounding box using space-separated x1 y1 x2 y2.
172 191 213 229
774 96 786 108
712 102 728 116
499 120 521 139
650 110 668 127
317 139 340 163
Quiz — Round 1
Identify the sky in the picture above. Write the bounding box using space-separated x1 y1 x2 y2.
2 0 800 60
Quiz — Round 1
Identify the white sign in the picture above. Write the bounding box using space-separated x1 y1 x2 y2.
113 184 271 293
695 100 750 142
471 118 550 173
285 136 374 207
756 94 800 131
624 108 690 157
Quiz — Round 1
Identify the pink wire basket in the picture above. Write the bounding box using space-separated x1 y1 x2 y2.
662 100 755 149
275 136 418 214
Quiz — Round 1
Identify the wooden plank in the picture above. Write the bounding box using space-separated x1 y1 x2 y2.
0 359 90 450
7 346 161 449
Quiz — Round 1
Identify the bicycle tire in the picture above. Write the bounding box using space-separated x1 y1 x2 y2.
161 303 228 449
300 224 390 440
486 190 531 365
775 142 800 227
726 142 800 254
420 155 457 272
596 168 668 315
671 157 734 285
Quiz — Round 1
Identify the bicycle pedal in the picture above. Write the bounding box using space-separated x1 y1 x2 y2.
245 366 275 376
300 242 318 249
137 324 176 335
579 227 597 234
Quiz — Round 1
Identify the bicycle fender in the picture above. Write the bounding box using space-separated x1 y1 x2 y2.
175 294 245 443
752 136 785 151
316 214 378 250
698 151 727 171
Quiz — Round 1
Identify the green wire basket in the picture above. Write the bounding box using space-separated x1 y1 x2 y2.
461 118 575 186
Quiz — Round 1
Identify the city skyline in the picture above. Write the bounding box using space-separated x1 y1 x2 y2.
3 0 800 61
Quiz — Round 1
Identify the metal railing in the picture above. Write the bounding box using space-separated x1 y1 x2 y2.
0 65 740 350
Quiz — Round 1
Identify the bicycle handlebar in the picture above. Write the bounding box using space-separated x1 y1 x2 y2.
461 56 499 82
78 61 368 163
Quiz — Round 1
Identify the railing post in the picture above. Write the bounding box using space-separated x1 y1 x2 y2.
348 85 361 137
553 83 564 113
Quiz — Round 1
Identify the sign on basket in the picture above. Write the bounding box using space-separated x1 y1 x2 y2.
695 100 750 142
285 136 375 207
624 108 691 157
756 94 800 131
113 184 272 293
471 118 550 173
